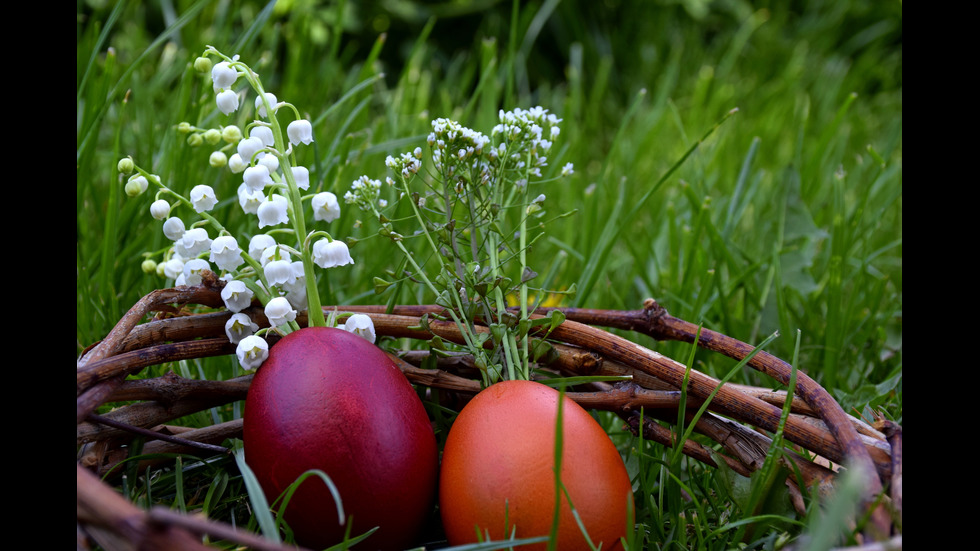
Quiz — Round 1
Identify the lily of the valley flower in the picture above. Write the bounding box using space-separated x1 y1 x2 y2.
176 227 212 258
255 92 278 117
248 234 277 261
264 296 297 327
257 194 289 228
312 191 341 222
221 279 254 312
225 313 259 344
216 89 239 115
342 313 376 344
243 165 274 192
190 185 218 213
211 61 238 92
182 258 211 286
236 335 269 370
287 119 314 145
237 183 264 214
150 200 171 221
163 257 184 279
264 258 296 287
291 166 311 190
313 238 354 268
250 125 275 147
237 136 265 164
210 235 244 271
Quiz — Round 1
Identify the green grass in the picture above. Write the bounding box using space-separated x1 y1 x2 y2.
77 0 901 549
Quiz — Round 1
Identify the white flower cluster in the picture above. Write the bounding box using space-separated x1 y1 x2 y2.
124 49 376 372
343 175 384 211
427 118 492 185
490 106 566 179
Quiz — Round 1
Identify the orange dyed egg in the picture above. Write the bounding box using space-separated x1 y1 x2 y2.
439 380 633 550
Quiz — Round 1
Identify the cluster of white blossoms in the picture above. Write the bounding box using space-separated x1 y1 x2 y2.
122 48 376 373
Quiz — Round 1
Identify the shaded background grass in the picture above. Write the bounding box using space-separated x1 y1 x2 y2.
77 0 901 547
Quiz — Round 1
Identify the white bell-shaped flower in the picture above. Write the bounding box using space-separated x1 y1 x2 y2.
260 244 290 266
210 235 244 271
342 313 376 344
237 136 265 164
237 183 264 215
312 238 354 268
248 234 277 261
216 89 239 115
190 185 218 213
225 313 259 344
162 217 185 241
176 227 212 258
258 153 279 174
264 258 296 287
236 335 269 370
254 92 278 117
149 200 171 221
264 296 296 328
163 257 185 279
220 279 254 312
312 191 341 222
243 165 273 192
291 166 311 190
287 119 314 145
211 61 238 92
257 194 289 228
182 258 211 286
228 153 248 174
250 125 275 147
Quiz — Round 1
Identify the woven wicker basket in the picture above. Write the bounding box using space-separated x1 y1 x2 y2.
76 277 901 550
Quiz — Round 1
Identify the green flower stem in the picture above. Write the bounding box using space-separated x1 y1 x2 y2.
227 51 326 328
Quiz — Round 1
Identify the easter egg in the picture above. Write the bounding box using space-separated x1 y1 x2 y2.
439 379 633 550
243 326 438 550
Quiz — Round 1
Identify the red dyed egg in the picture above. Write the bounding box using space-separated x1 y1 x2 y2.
243 327 438 550
439 379 634 550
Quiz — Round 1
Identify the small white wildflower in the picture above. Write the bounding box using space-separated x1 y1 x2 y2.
254 92 278 117
237 136 265 164
248 234 277 261
291 166 311 190
250 125 275 147
149 200 171 221
264 296 297 327
176 227 212 258
221 279 254 312
162 217 185 241
163 257 184 279
190 185 218 213
237 183 264 214
561 162 574 177
210 235 244 271
211 61 238 91
225 313 259 344
228 153 248 173
342 313 376 344
243 165 273 192
313 239 354 268
257 194 289 228
311 191 341 222
264 258 296 287
216 89 239 115
236 335 269 370
182 258 211 286
287 119 314 145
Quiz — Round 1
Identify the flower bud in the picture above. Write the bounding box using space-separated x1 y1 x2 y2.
141 259 158 274
203 128 222 145
125 175 149 197
222 125 243 143
117 157 134 174
209 151 228 168
193 56 213 73
186 133 204 147
178 121 193 134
